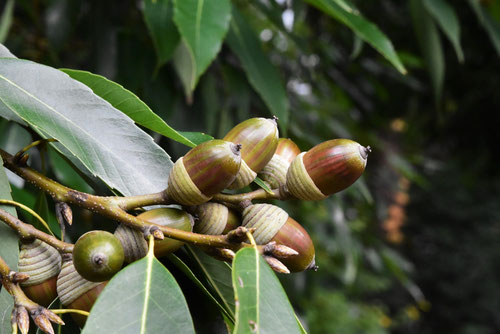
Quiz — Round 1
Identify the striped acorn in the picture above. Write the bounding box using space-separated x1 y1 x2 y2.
57 255 107 326
18 239 62 306
242 204 315 272
286 139 370 200
193 202 240 235
259 138 301 189
166 140 242 205
223 117 279 189
73 231 124 282
115 208 194 262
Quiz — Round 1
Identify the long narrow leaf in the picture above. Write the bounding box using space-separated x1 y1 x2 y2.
468 0 500 56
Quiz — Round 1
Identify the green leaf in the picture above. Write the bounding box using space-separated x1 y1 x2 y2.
0 155 18 334
167 254 234 323
0 0 14 43
469 0 500 56
82 246 195 334
61 68 196 148
143 0 180 70
0 58 173 196
187 247 235 319
226 8 290 135
173 0 231 94
423 0 464 63
305 0 407 74
48 146 94 193
253 177 273 195
232 247 302 334
177 131 213 146
410 0 445 103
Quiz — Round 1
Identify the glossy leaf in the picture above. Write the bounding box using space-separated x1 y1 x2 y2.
423 0 464 63
61 68 196 148
177 131 213 146
410 0 445 103
0 155 18 334
232 247 301 334
187 247 235 319
226 8 290 135
468 0 500 56
305 0 407 74
173 0 231 93
0 43 24 125
143 0 180 69
0 58 173 196
82 246 195 334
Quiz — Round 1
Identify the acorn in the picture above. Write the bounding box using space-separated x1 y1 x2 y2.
73 230 124 282
166 139 242 205
57 255 107 326
193 202 240 235
286 139 370 200
242 204 315 272
114 208 194 262
17 239 62 306
223 117 279 189
258 138 301 189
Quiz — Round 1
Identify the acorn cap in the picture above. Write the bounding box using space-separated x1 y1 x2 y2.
259 138 301 189
57 257 103 306
167 140 241 205
224 118 279 189
287 139 369 200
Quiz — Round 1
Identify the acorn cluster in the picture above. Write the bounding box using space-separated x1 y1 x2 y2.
14 117 369 327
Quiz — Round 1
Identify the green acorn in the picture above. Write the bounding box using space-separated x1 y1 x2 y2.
166 140 242 205
56 255 107 326
286 139 370 200
18 239 62 306
259 138 301 189
73 230 124 282
114 208 194 262
193 202 240 235
242 204 315 272
223 117 279 189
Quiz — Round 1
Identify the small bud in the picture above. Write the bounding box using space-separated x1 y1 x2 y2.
217 248 236 261
226 226 249 243
56 202 73 226
14 306 29 334
264 256 290 274
32 312 55 334
9 271 30 283
42 309 64 326
264 242 299 258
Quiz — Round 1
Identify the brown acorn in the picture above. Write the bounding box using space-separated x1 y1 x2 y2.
193 202 240 235
56 255 107 326
258 138 301 189
286 139 370 200
18 239 62 306
166 140 242 205
242 204 315 272
115 208 194 262
223 117 279 189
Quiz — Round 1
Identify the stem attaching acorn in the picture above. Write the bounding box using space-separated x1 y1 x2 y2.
259 138 301 189
166 140 242 205
18 239 62 306
223 117 279 189
242 203 315 272
193 202 240 235
286 139 370 200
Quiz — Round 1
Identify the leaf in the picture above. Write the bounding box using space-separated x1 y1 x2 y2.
0 43 25 125
253 177 273 195
0 155 18 334
0 0 14 43
167 254 234 323
226 8 290 135
82 246 195 334
187 247 235 319
468 0 500 56
423 0 464 63
410 0 445 103
0 58 173 196
177 131 213 146
232 247 301 334
172 0 231 94
143 0 180 70
0 43 14 58
61 68 196 148
305 0 407 74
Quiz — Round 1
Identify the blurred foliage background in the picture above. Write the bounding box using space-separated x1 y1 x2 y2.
1 0 500 333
